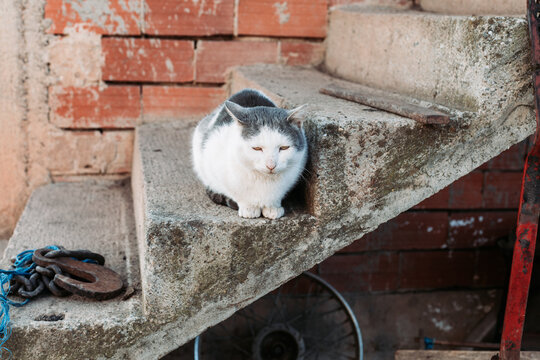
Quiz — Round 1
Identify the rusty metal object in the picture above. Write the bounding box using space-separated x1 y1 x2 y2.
499 1 540 359
44 248 105 265
33 248 124 301
320 83 451 125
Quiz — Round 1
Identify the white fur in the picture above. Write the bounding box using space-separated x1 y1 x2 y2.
192 113 307 219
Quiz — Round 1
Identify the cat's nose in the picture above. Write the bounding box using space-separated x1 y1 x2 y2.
266 164 276 171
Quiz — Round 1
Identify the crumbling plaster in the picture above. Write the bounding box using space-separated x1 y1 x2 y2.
0 0 65 238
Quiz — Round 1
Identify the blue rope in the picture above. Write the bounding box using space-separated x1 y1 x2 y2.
0 245 59 358
424 337 435 350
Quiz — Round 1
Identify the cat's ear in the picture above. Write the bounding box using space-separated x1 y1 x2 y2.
225 101 249 125
286 105 306 128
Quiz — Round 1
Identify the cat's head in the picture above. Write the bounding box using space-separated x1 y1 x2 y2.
225 101 307 176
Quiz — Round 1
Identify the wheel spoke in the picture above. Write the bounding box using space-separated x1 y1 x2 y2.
198 274 362 360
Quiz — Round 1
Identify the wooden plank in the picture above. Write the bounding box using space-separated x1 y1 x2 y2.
395 350 540 360
320 83 451 125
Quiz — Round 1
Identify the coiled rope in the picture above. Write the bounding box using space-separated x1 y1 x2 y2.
0 245 102 358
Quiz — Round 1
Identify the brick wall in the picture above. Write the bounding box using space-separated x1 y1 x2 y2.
319 139 531 294
44 0 336 182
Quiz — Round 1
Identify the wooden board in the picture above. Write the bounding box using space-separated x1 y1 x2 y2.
320 83 451 125
395 350 540 360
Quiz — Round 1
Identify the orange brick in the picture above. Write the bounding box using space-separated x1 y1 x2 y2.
47 130 134 175
329 0 412 7
400 251 476 290
448 211 517 248
144 0 234 36
102 38 194 82
483 172 523 208
143 86 226 119
45 0 141 35
413 187 450 209
448 171 483 209
319 253 400 292
280 41 325 66
196 40 278 83
50 85 140 129
237 0 327 38
342 212 449 252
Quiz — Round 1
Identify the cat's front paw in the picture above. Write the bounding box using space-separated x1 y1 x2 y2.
262 206 285 219
238 206 261 218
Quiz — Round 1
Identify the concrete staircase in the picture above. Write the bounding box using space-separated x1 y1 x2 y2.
2 4 536 359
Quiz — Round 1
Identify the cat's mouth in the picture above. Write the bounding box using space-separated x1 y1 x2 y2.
259 168 279 176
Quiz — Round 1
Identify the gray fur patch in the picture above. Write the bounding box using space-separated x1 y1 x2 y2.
206 188 239 210
238 107 306 151
200 89 278 146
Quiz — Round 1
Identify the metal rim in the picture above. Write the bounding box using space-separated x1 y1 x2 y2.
194 271 363 360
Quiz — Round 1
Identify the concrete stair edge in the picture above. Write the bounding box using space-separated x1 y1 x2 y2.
325 5 531 116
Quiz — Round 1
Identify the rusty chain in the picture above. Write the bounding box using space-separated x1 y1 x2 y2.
8 246 103 299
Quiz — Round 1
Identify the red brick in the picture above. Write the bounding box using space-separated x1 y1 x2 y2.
319 253 399 292
237 0 327 38
448 171 483 209
280 41 325 66
144 0 234 36
342 212 449 252
481 141 527 170
448 211 517 249
483 172 523 208
45 0 140 35
400 251 476 290
196 41 278 83
329 0 412 6
47 130 134 175
413 187 450 209
50 85 140 129
475 249 507 287
143 86 226 119
102 38 194 82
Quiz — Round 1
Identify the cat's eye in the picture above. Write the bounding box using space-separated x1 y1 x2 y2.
279 146 290 151
252 147 263 151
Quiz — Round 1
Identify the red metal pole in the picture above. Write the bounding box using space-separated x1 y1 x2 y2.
499 2 540 359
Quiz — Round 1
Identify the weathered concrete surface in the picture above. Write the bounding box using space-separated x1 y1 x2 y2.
325 6 532 114
23 0 56 193
0 239 8 257
133 122 317 319
2 181 145 359
419 0 524 16
0 0 28 239
2 181 221 359
131 59 533 355
0 0 60 238
396 351 540 360
230 64 535 226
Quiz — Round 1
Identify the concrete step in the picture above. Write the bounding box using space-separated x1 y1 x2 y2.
230 64 534 205
395 350 540 360
418 0 524 15
131 59 535 355
1 181 152 359
325 5 531 116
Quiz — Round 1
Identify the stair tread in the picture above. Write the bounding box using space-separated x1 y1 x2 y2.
325 4 531 113
229 64 412 125
3 181 142 326
137 121 314 224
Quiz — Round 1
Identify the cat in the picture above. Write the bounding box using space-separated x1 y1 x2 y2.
192 89 308 219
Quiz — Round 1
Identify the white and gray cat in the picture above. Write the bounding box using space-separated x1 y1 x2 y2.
192 89 307 219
